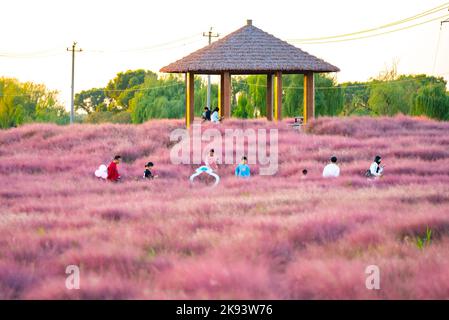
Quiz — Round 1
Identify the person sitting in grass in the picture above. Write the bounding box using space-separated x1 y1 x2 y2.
366 155 384 178
205 149 218 171
107 155 121 182
211 107 221 123
322 156 340 178
143 162 158 179
235 156 251 178
202 106 211 122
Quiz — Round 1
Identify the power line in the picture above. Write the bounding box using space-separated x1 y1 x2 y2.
2 4 446 59
111 33 201 53
0 39 203 60
442 8 449 27
0 51 65 59
289 2 449 43
0 47 63 58
3 73 449 99
83 33 202 54
84 38 204 56
290 13 449 45
435 10 449 74
101 82 181 93
433 28 443 75
0 34 202 58
1 4 448 58
0 82 182 98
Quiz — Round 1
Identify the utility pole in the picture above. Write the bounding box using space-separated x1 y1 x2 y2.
202 28 219 109
442 8 449 28
442 18 449 28
434 12 449 75
67 42 82 124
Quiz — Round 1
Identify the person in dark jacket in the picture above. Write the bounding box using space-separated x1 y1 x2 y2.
143 162 158 179
202 107 211 121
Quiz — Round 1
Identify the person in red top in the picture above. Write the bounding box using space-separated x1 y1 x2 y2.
107 155 121 181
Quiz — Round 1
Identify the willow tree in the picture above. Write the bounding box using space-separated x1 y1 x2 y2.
412 81 449 120
247 75 266 117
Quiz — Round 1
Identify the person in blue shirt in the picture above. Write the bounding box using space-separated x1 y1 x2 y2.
235 156 251 178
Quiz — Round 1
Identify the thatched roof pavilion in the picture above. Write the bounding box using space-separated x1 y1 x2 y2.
160 20 339 127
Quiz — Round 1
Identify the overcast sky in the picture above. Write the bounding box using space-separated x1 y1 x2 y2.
1 0 449 109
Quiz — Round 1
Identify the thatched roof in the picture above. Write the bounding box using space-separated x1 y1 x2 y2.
160 20 340 74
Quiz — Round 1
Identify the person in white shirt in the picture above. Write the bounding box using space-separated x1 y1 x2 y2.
368 155 384 177
204 148 218 171
322 156 340 178
211 107 220 123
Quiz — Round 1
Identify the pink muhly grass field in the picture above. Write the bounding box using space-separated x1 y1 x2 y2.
0 116 449 299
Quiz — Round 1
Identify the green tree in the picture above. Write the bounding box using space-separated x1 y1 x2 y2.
232 92 254 118
129 74 185 123
75 88 106 114
247 75 266 117
315 75 344 116
412 79 449 120
196 82 218 114
106 70 157 111
283 74 304 117
340 82 372 115
368 81 410 116
232 76 249 113
21 82 67 124
0 78 24 128
0 77 68 128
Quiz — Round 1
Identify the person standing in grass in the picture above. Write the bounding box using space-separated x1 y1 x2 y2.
235 156 251 178
107 155 121 182
322 156 340 178
205 149 219 171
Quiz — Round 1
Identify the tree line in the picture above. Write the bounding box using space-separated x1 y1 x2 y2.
75 68 449 123
1 68 448 129
0 77 68 129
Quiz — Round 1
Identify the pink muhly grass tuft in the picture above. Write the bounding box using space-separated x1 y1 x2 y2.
153 257 276 299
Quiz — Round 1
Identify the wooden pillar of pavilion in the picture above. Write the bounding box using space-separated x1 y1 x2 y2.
185 72 195 128
219 74 224 118
222 72 231 119
274 71 282 121
266 74 273 121
303 72 315 124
